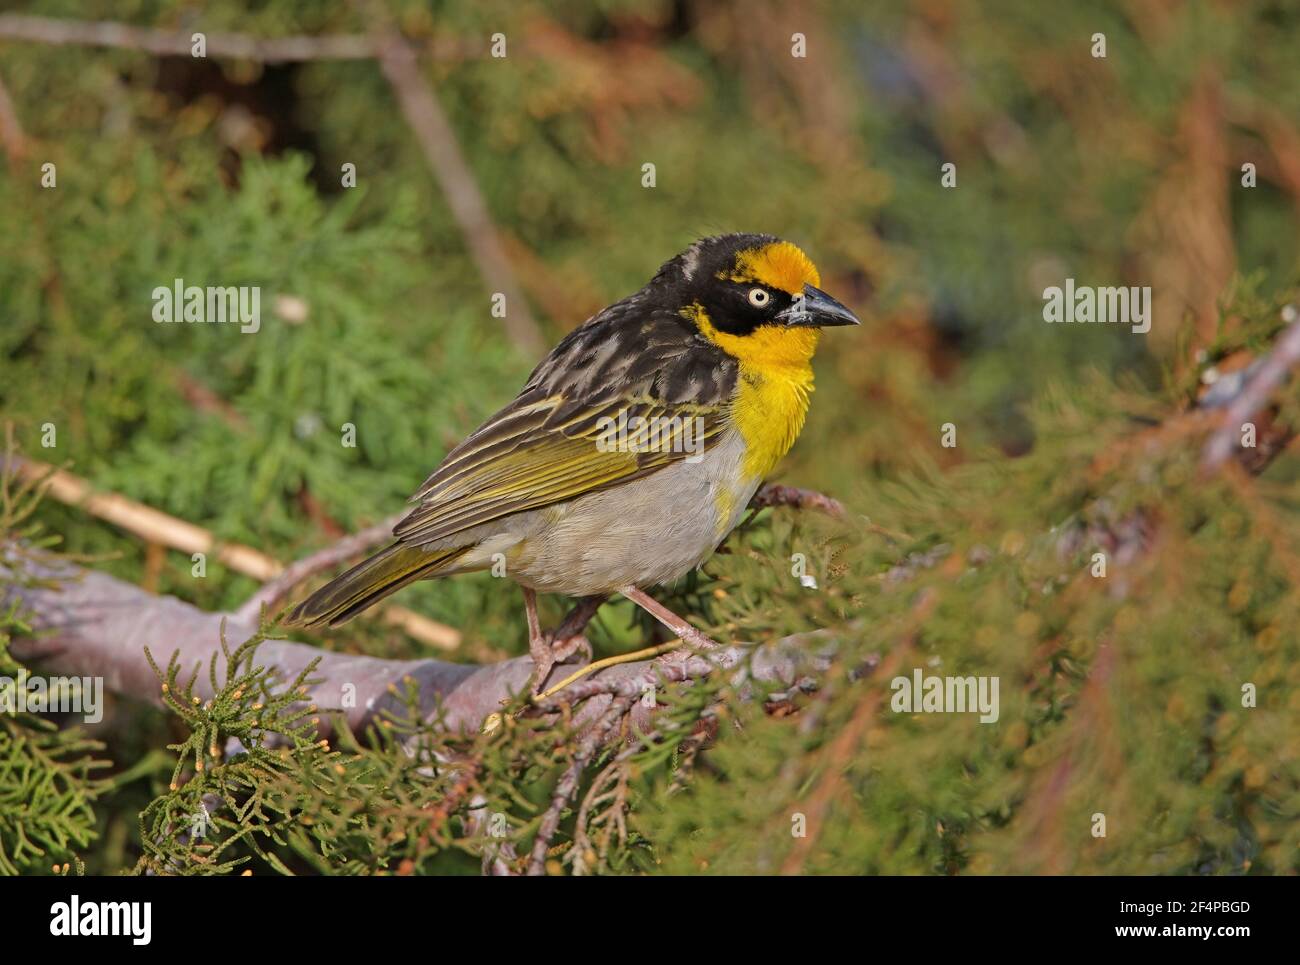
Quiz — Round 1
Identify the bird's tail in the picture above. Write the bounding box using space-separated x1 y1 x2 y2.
284 543 469 628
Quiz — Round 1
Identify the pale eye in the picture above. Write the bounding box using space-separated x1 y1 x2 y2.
747 287 770 308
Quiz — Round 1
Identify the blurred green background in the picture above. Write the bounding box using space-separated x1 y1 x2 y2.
2 0 1299 874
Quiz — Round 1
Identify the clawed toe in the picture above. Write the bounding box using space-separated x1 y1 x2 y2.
528 631 591 695
550 632 591 664
522 589 606 696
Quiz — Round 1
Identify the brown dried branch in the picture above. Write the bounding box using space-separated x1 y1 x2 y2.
172 371 249 431
3 454 279 579
1200 317 1300 471
0 69 28 164
0 13 375 62
526 694 635 876
233 512 403 623
0 454 460 650
0 546 833 739
364 17 545 357
749 483 846 518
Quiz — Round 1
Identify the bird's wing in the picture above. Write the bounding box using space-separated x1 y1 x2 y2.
393 305 738 548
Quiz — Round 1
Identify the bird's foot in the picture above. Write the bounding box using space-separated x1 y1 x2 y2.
550 631 592 665
528 631 592 696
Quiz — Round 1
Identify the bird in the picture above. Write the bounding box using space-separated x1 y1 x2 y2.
285 233 859 688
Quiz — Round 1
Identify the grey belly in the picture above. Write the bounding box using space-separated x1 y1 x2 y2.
500 429 759 596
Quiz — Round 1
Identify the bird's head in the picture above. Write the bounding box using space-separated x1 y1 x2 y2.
655 234 859 367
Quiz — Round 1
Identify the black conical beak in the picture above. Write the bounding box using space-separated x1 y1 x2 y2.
778 284 861 328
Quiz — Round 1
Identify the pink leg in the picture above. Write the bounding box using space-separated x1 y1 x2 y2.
524 590 603 692
620 586 719 649
523 586 544 648
522 587 554 691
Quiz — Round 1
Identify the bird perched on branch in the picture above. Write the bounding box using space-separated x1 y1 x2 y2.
287 234 859 687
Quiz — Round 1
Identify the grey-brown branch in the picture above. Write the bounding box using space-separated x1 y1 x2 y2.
1 552 836 742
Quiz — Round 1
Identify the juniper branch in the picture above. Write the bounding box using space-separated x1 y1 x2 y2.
0 13 376 62
0 552 834 740
1201 315 1300 470
0 70 27 164
526 694 635 876
359 1 545 357
233 512 404 623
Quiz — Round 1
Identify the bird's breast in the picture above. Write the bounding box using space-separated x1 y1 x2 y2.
728 360 816 480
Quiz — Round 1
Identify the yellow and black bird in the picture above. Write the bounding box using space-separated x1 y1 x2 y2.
286 234 859 683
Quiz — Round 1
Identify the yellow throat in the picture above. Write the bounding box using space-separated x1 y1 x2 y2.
698 314 818 479
688 240 824 480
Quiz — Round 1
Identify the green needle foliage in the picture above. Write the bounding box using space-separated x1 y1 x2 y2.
0 486 112 875
0 617 111 876
1 0 1299 875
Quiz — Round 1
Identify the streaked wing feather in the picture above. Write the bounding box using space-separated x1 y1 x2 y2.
393 398 727 546
393 304 737 549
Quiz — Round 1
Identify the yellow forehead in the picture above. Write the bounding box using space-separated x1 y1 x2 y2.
720 241 821 295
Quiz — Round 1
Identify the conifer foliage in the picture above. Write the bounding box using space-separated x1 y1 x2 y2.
1 2 1299 875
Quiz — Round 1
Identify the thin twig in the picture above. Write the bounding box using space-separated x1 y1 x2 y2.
526 695 635 876
3 454 281 579
399 758 482 875
233 512 403 623
0 13 375 62
0 70 28 163
1201 316 1300 471
571 756 629 874
366 22 545 356
1 454 460 649
750 483 846 518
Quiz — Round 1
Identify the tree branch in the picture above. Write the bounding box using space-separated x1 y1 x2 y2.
749 483 846 518
0 550 834 742
0 454 460 650
364 14 545 356
0 69 28 164
233 512 404 623
0 13 376 62
1201 315 1300 471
